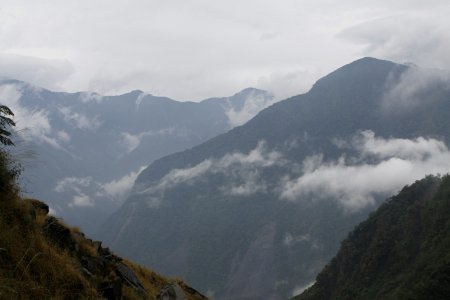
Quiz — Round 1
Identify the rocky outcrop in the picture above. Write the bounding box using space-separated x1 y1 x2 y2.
116 262 146 292
158 283 187 300
33 206 206 300
43 216 77 252
24 198 49 220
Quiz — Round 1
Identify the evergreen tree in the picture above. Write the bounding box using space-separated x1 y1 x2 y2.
0 105 15 146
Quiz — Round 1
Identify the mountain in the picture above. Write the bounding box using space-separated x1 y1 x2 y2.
0 80 274 235
99 57 450 299
295 174 450 300
0 148 207 299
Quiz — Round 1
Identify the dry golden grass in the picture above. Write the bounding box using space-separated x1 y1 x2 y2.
0 185 99 299
0 153 208 300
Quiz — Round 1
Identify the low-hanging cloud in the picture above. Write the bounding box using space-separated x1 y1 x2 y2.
54 176 95 208
256 68 320 101
78 91 104 103
69 193 93 208
100 166 146 199
224 90 276 127
381 66 450 110
54 166 146 207
220 169 268 196
0 83 62 148
121 128 191 153
54 176 92 194
281 131 450 211
139 141 284 207
58 106 101 130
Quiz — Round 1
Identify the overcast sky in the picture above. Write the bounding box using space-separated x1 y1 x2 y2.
1 0 449 101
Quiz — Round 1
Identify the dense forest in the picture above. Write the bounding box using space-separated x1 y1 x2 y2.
295 175 450 300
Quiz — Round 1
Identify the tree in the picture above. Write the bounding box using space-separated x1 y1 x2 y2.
0 105 20 191
0 105 15 146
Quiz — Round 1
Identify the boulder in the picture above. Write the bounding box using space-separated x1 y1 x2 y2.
81 255 108 276
92 241 102 252
24 199 49 220
116 262 145 291
43 216 76 252
158 284 187 300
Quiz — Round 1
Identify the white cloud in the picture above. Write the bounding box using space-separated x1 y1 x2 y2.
68 193 93 207
281 131 450 211
355 130 447 160
58 106 101 130
221 170 268 196
55 177 96 208
121 132 142 153
0 1 448 101
256 68 321 101
78 91 104 103
121 128 191 153
56 130 71 143
339 10 450 70
0 53 74 91
6 0 443 100
54 176 92 193
54 169 146 207
135 91 147 108
48 206 57 216
381 66 450 110
224 90 276 127
139 141 284 206
100 166 146 198
0 83 62 148
292 281 315 297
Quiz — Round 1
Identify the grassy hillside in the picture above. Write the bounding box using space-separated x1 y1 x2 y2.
0 150 207 299
295 175 450 300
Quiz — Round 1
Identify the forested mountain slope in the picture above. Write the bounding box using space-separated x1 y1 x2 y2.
295 175 450 300
100 57 450 299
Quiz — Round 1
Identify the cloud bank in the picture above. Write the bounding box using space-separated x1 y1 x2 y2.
139 141 284 207
137 132 450 211
3 1 449 100
281 131 450 211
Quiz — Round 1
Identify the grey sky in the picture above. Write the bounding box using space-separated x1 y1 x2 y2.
0 0 449 101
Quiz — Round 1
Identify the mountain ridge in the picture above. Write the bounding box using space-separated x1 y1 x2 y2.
0 79 274 234
100 57 450 299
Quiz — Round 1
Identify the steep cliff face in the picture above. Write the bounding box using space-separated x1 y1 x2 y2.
295 175 450 300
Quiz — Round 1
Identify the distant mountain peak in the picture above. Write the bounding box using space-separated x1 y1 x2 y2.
309 57 407 95
119 89 147 97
